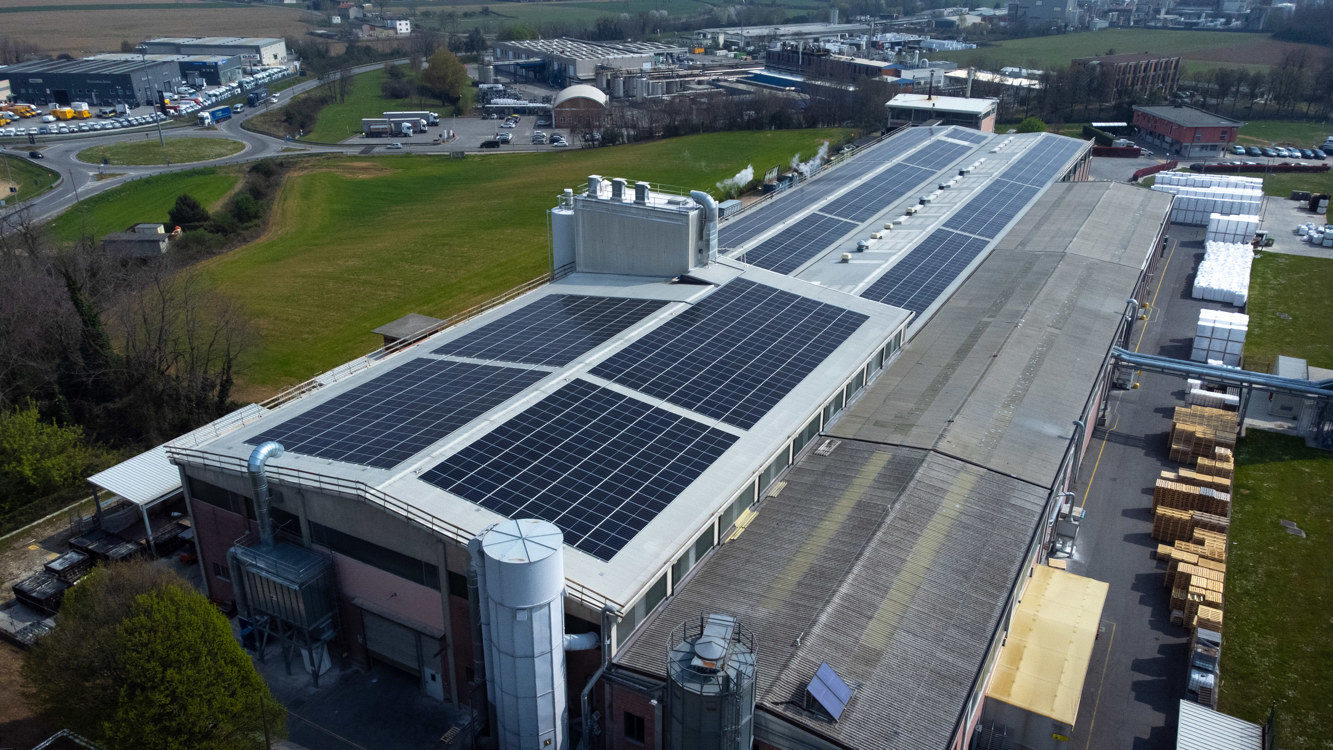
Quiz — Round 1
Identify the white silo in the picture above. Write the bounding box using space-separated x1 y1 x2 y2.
473 519 570 750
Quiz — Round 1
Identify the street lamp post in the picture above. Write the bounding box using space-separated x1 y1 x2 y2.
137 46 168 151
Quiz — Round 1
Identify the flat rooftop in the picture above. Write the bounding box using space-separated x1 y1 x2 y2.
888 93 998 114
616 181 1172 749
1135 105 1242 128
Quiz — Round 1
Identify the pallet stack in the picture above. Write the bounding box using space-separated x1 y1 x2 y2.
1168 406 1239 463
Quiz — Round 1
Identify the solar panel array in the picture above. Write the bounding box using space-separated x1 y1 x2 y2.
433 294 667 367
592 278 868 429
246 358 548 469
998 135 1085 186
419 379 738 561
741 213 858 274
807 662 854 721
901 139 974 171
942 181 1038 238
857 230 990 314
949 129 992 145
822 162 935 222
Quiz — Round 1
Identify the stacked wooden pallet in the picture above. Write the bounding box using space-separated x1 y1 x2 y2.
1168 406 1239 463
1196 447 1235 479
1194 606 1224 633
1161 528 1228 629
1153 506 1193 543
1160 468 1232 493
1152 479 1232 516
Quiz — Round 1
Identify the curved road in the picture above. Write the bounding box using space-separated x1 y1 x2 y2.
3 60 396 227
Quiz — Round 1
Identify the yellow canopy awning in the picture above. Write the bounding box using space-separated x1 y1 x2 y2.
985 565 1109 726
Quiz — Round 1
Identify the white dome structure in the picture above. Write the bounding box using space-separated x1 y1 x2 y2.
553 84 609 130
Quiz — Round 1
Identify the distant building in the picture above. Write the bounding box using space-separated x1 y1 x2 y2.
887 93 999 131
765 46 894 80
140 37 287 66
1008 0 1078 29
1132 105 1243 158
102 224 170 258
4 57 182 107
696 22 872 50
1071 53 1180 100
493 39 685 86
0 78 11 103
89 53 244 86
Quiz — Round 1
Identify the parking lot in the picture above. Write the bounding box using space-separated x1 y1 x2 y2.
355 111 587 153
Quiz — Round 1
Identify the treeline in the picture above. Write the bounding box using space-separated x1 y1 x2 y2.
0 160 296 529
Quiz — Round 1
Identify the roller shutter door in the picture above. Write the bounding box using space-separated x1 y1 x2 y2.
362 609 421 675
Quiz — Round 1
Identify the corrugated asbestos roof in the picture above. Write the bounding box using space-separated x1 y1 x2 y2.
1176 700 1262 750
614 181 1173 749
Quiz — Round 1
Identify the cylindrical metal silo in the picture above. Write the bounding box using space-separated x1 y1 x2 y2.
666 614 757 750
479 519 569 750
480 65 494 84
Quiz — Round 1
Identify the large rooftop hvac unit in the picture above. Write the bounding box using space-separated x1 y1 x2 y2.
666 614 757 750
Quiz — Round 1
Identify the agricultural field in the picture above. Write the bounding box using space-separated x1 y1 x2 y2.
0 153 60 204
1221 430 1333 750
1237 120 1333 149
382 0 823 34
949 30 1329 76
188 129 848 397
46 167 239 243
75 137 246 166
5 0 310 58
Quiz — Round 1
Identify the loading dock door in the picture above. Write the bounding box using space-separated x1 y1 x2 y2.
362 609 421 675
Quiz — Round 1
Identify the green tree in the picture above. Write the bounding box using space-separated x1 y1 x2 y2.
422 48 468 107
168 193 211 227
0 401 88 510
1016 116 1048 133
22 563 286 750
466 27 487 54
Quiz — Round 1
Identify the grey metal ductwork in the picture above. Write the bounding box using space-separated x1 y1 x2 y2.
578 605 619 750
690 190 719 265
468 530 499 728
611 178 627 201
587 175 603 198
634 182 649 205
563 632 599 651
226 547 250 617
247 441 284 549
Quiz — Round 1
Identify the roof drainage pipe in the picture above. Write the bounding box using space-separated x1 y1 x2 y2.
691 190 719 264
247 441 284 549
577 605 619 750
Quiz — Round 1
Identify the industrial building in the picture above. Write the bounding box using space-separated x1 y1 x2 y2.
1071 53 1181 100
552 84 609 130
886 93 999 131
1009 0 1080 29
1133 105 1243 158
112 122 1184 748
1 57 182 107
695 22 873 51
88 53 244 86
491 39 687 86
139 37 287 66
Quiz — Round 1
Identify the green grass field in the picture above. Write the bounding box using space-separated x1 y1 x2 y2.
301 68 425 143
949 30 1321 75
1221 430 1333 750
1 153 61 203
1253 171 1333 200
1245 253 1333 372
193 129 848 395
74 137 245 166
46 167 239 243
1238 120 1333 148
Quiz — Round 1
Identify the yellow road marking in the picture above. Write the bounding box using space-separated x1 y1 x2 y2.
1083 620 1117 750
1080 412 1119 509
1135 240 1176 353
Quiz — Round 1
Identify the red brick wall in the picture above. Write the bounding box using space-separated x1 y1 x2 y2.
607 682 657 750
191 500 257 604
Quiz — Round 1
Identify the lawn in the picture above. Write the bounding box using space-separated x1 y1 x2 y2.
300 68 427 143
949 30 1326 75
1244 253 1333 372
1237 120 1333 149
1252 171 1333 199
194 128 849 396
46 167 239 243
1220 430 1333 750
75 137 245 166
1 153 61 203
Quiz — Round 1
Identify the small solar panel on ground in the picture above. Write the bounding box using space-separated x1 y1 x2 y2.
592 278 867 428
419 379 737 561
859 229 991 314
807 662 854 720
246 358 548 469
432 295 667 366
742 213 858 274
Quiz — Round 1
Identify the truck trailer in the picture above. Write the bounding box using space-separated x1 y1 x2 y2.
198 106 232 127
383 110 439 126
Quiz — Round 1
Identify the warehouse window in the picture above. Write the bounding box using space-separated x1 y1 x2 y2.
624 712 645 744
310 522 440 590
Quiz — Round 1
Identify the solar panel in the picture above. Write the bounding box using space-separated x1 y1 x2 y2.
419 379 738 561
807 662 853 721
432 295 668 367
943 181 1039 238
858 229 991 315
592 279 867 429
949 129 992 145
742 213 857 274
901 139 974 171
821 163 935 222
246 358 548 469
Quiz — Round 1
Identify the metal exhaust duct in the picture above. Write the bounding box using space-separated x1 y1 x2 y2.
690 191 719 265
634 182 650 205
611 178 627 201
247 441 284 549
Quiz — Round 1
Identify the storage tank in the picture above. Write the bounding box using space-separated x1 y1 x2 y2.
479 65 494 84
613 76 625 99
666 614 756 750
476 519 569 750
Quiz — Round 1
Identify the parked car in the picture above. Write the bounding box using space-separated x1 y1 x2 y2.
1313 148 1327 160
1246 146 1262 157
1229 145 1245 155
1261 147 1277 157
1299 148 1315 159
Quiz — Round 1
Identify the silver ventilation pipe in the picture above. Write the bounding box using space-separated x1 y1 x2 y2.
467 530 499 728
578 605 619 750
247 441 284 549
689 190 719 265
